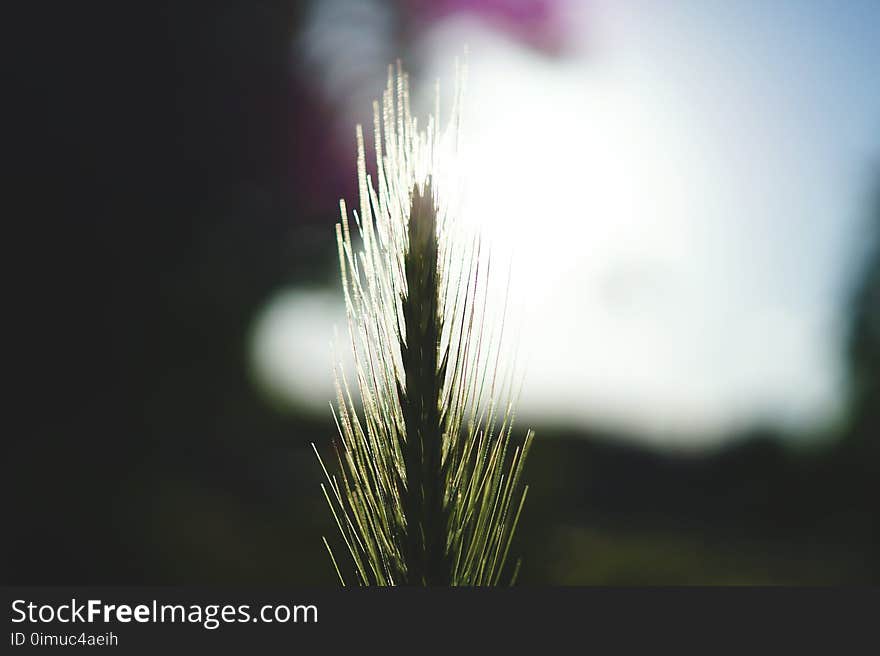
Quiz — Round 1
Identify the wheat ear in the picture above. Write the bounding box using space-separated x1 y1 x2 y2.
314 62 534 586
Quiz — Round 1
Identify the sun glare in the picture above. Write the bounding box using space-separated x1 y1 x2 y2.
250 2 867 447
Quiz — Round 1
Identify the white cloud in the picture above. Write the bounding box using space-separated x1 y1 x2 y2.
252 1 878 447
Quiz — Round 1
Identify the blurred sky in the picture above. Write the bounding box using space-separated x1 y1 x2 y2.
251 0 880 448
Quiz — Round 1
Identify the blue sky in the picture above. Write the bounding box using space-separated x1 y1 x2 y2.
252 0 880 448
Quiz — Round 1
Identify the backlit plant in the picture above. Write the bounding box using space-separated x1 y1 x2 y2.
314 62 533 586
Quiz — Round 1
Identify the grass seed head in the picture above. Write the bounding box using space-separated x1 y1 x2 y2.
316 61 534 586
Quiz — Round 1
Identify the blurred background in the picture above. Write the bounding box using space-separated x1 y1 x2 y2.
6 0 879 584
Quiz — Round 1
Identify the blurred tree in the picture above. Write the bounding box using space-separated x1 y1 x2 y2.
846 173 880 461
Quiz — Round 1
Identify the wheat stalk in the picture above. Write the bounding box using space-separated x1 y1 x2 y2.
314 61 534 586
